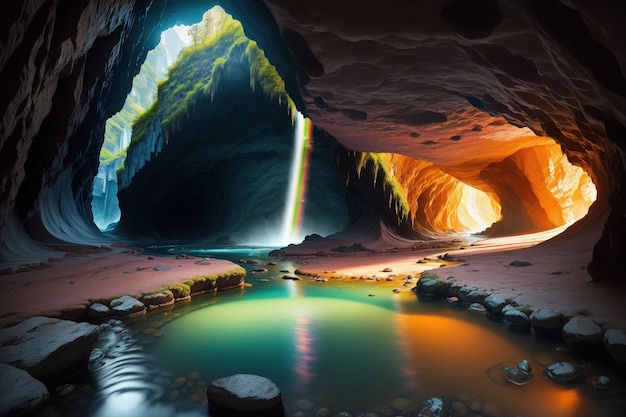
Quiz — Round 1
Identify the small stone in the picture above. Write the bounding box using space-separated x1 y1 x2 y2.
168 390 180 400
544 361 578 383
392 288 401 293
282 274 300 280
502 366 533 385
316 407 331 417
336 412 353 417
451 402 467 416
470 400 482 412
468 303 486 313
517 359 532 374
294 399 314 411
382 267 393 272
415 397 451 417
592 375 612 390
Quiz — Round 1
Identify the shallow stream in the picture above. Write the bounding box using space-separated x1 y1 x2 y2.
50 246 625 417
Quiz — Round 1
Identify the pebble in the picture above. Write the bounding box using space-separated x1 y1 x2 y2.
592 375 612 390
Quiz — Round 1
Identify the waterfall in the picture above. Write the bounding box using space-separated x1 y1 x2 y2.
279 112 312 245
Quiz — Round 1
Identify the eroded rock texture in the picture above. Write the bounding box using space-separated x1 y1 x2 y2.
1 1 625 280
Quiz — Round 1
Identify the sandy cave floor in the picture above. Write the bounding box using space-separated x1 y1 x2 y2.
1 224 625 332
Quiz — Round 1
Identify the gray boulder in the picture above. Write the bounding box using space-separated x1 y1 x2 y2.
562 316 602 350
0 363 49 417
0 317 99 380
483 294 507 315
207 373 283 416
87 302 109 319
544 361 578 383
415 276 450 298
603 328 626 369
501 305 530 331
109 295 147 318
457 287 488 304
530 308 564 336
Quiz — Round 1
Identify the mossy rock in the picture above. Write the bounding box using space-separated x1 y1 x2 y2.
184 268 246 295
169 284 191 299
140 289 174 308
415 272 451 298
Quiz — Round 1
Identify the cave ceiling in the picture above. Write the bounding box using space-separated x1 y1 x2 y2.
1 0 625 278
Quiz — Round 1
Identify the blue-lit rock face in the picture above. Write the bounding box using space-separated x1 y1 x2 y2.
117 72 353 243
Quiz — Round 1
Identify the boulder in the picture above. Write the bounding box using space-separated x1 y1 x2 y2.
87 302 110 319
414 276 450 298
207 374 283 416
0 317 99 380
603 328 626 369
0 363 49 417
109 295 147 318
456 286 488 304
412 397 451 417
562 316 603 350
140 290 174 309
501 305 530 331
529 308 564 336
544 361 578 383
483 294 507 316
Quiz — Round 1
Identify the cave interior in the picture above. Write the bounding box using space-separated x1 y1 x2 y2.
1 0 625 284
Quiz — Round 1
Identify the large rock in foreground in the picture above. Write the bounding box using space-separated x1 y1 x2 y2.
0 363 49 417
207 374 284 416
0 316 99 380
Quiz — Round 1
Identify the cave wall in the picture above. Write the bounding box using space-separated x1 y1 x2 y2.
1 0 626 280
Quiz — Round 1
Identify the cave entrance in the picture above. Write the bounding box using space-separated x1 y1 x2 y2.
90 24 192 231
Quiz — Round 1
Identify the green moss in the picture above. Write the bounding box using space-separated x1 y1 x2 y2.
168 284 191 299
356 152 411 222
419 271 440 281
126 6 295 151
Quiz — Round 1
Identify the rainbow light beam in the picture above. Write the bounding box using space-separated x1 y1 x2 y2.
281 111 313 244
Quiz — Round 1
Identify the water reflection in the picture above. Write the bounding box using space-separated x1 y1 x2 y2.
53 255 624 417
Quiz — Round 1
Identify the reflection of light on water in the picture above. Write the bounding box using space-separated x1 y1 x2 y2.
394 313 594 417
293 315 316 391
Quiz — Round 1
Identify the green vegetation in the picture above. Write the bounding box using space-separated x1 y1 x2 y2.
127 6 295 152
356 152 411 223
168 284 191 299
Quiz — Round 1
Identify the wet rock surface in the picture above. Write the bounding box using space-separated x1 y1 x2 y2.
562 316 603 349
0 316 99 380
544 361 579 383
0 363 49 417
207 374 283 416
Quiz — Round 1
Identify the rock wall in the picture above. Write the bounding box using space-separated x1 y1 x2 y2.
1 0 625 280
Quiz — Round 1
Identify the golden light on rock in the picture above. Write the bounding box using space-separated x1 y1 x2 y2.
377 139 595 236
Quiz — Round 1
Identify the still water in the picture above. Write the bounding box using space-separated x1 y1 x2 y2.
54 247 625 417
